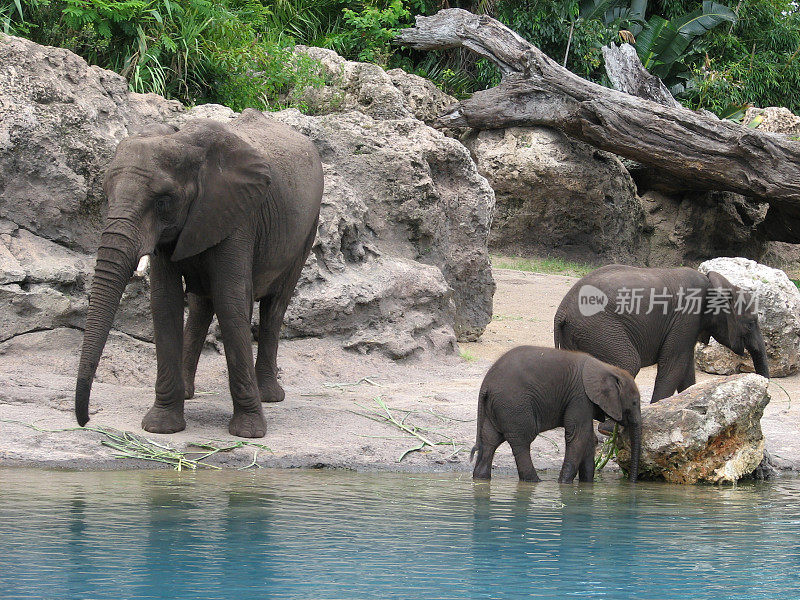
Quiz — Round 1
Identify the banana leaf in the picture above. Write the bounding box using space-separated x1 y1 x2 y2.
635 2 735 76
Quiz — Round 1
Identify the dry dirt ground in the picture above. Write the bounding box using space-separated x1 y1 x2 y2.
1 268 799 477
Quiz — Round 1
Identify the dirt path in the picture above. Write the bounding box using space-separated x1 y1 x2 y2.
1 268 798 475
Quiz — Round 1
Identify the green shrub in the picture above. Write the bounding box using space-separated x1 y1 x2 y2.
1 0 326 111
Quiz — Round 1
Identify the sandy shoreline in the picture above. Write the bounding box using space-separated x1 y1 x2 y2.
2 269 799 476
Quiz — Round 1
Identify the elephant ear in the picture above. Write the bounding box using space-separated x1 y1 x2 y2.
582 358 624 422
705 270 739 337
171 125 271 262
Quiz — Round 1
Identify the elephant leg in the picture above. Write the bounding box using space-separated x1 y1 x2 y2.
578 432 598 483
255 292 290 404
472 423 504 480
511 442 541 483
560 408 593 483
652 351 694 403
211 255 266 438
255 240 314 404
142 254 186 434
677 350 696 393
182 293 214 399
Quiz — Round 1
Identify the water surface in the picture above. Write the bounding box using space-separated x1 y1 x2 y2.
1 469 798 599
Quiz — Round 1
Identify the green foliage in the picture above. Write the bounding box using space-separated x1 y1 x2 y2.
257 0 349 46
212 41 327 112
494 0 620 82
1 0 327 110
634 1 736 94
3 0 799 117
332 0 411 65
683 0 800 114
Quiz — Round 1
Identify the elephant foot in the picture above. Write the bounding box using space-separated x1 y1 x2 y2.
518 474 541 483
229 409 267 438
142 404 186 434
183 379 195 400
258 378 285 403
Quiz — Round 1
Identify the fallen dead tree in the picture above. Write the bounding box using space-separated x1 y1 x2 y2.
395 9 800 242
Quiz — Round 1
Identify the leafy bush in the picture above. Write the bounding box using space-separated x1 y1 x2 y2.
3 0 799 116
683 0 800 113
1 0 326 110
330 0 411 65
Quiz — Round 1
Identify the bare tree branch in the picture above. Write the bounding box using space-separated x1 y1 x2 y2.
395 9 800 242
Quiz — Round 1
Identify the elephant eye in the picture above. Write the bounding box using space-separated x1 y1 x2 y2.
154 195 171 217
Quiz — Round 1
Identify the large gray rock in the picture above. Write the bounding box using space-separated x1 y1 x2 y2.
274 109 494 344
617 374 770 483
0 35 183 253
641 190 769 267
0 36 494 356
463 126 649 265
283 257 457 358
291 46 456 126
695 257 800 377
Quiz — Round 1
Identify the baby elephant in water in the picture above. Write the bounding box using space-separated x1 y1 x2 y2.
471 346 641 483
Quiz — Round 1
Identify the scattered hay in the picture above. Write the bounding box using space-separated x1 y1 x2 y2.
0 419 271 471
351 396 464 462
595 424 620 473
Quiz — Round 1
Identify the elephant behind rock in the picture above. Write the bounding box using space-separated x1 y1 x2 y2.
75 109 323 438
554 265 769 404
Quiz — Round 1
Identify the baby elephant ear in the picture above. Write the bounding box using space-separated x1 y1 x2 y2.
171 124 271 262
582 358 624 422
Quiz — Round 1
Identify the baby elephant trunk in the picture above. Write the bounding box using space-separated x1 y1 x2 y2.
628 420 641 483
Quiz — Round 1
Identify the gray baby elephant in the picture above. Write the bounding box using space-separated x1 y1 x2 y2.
471 346 641 483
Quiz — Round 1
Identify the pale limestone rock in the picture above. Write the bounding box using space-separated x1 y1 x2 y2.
617 374 770 483
463 126 648 265
696 257 800 377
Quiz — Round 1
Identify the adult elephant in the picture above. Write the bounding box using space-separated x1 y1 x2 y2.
75 109 323 438
554 265 769 405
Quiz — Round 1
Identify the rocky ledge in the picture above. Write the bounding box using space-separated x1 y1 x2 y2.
0 34 495 358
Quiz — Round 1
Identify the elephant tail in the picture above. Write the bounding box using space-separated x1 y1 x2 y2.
554 309 567 349
470 387 489 462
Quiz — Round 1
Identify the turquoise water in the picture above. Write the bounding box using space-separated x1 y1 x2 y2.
1 469 799 599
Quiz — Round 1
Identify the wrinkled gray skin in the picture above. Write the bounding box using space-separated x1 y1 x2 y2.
555 265 770 404
75 109 323 438
471 346 641 483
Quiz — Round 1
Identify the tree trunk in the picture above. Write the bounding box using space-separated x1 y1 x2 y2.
601 43 680 108
395 9 800 243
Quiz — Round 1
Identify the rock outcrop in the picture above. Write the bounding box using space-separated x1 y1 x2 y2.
744 106 800 137
641 190 769 267
0 35 182 253
616 374 770 483
695 257 800 377
291 45 457 127
0 35 494 357
275 109 494 343
463 126 649 264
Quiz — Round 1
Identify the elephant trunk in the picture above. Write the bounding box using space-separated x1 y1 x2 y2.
628 420 641 483
747 336 770 379
75 225 139 426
